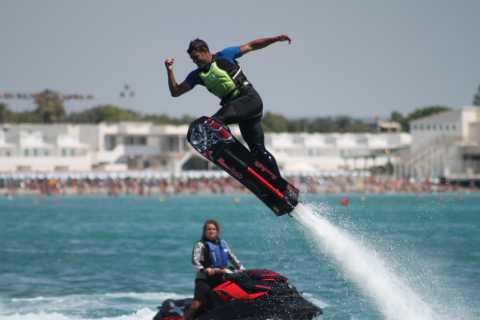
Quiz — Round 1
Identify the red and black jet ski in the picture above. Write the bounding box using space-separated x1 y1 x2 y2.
153 269 322 320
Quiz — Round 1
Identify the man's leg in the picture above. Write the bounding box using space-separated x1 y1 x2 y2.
212 87 262 126
239 117 282 177
183 300 201 320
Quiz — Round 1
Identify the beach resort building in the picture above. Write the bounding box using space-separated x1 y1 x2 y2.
397 106 480 181
0 122 411 175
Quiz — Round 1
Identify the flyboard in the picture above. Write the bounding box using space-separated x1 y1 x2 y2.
187 116 298 215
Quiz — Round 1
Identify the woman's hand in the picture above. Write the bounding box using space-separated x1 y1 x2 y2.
205 267 215 276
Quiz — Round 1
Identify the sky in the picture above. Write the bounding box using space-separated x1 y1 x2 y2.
1 0 479 119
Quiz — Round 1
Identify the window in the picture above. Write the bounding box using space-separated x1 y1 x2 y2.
105 135 117 150
24 149 29 157
161 136 181 152
124 135 147 146
136 136 147 145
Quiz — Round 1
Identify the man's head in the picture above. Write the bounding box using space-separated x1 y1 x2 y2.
187 38 212 68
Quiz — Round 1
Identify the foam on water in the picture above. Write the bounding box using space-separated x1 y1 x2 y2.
0 308 157 320
302 293 329 309
292 203 437 320
0 292 188 320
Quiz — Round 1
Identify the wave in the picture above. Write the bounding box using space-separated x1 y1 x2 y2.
0 308 156 320
8 291 188 303
0 292 188 320
302 292 329 309
0 290 328 320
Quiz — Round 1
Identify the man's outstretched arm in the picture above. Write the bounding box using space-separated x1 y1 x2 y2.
239 34 291 56
165 58 192 97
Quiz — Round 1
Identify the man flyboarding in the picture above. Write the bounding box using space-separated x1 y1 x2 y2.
165 35 298 215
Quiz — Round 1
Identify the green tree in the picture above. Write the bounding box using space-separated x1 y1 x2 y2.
310 117 337 133
34 89 66 123
287 118 309 132
11 111 40 123
67 105 142 123
390 111 408 131
0 103 11 122
0 103 38 123
407 105 450 121
263 112 289 132
142 113 176 124
473 85 480 106
402 105 450 131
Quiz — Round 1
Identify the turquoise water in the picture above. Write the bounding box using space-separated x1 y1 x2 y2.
0 194 479 319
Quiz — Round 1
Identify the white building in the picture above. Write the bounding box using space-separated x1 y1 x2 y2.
398 106 480 179
0 125 91 172
267 132 411 172
0 122 411 174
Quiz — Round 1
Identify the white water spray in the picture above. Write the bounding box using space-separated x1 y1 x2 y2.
292 203 437 320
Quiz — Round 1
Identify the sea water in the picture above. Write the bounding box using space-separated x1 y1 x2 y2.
0 194 479 319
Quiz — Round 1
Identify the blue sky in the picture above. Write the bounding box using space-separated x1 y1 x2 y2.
1 0 479 118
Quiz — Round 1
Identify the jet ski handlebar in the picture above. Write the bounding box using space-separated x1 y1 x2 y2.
208 267 240 275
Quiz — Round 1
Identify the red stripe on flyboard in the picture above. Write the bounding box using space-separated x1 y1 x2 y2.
247 167 284 199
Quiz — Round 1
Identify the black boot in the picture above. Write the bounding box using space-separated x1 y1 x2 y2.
252 145 282 178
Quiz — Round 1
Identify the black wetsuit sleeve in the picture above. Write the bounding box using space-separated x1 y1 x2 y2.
185 69 201 88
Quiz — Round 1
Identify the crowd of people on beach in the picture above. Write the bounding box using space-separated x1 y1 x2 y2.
0 174 477 197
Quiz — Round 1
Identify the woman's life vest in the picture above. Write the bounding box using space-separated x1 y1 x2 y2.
203 239 229 269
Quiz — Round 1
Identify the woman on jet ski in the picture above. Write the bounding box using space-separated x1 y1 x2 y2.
184 219 244 320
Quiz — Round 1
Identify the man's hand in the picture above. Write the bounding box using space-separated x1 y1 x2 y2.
240 34 292 55
164 58 175 71
164 57 192 97
276 34 292 44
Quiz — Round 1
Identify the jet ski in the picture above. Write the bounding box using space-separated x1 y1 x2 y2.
153 268 322 320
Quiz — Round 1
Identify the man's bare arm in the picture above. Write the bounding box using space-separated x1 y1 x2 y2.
165 58 192 97
239 34 291 56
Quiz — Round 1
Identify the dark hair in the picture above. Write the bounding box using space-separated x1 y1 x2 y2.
187 38 209 54
202 219 220 241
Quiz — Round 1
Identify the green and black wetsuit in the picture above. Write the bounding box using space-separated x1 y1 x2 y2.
185 46 280 175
